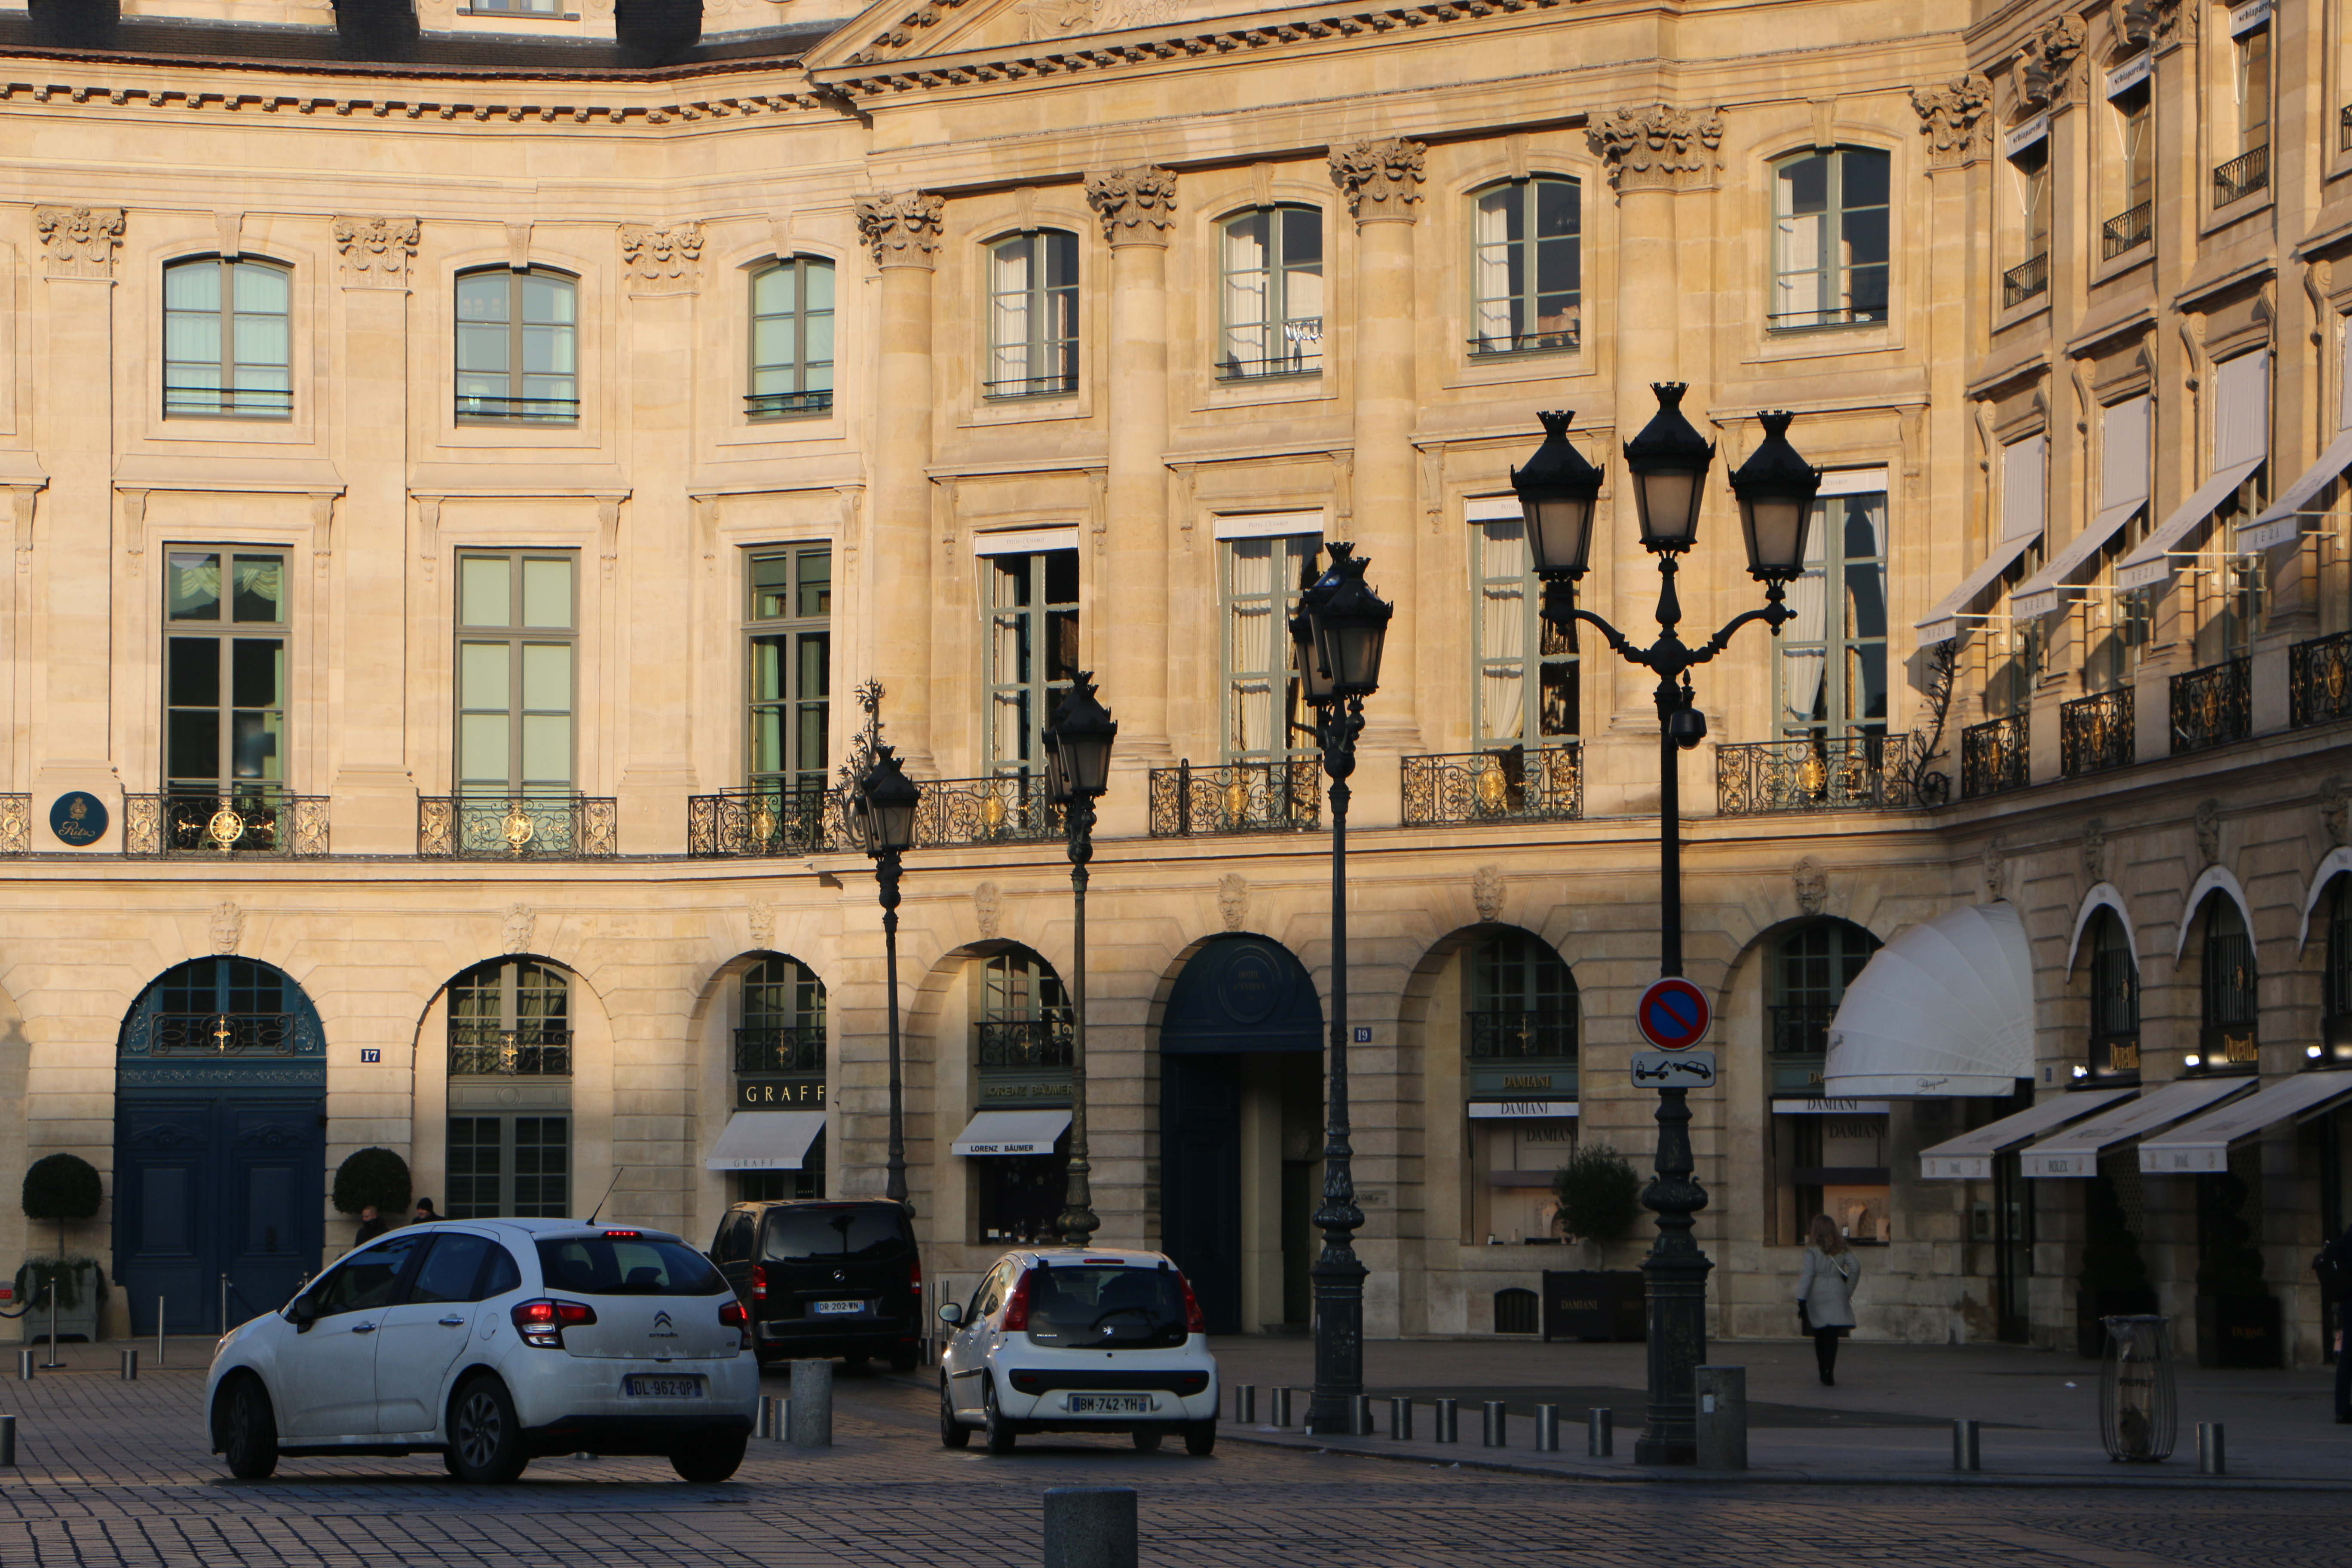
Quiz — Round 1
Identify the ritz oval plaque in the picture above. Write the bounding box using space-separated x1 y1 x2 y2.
48 790 108 848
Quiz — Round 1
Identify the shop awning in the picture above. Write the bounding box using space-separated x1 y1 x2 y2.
2238 429 2352 552
704 1111 827 1172
951 1108 1071 1157
2011 501 2144 619
2116 458 2263 590
1914 533 2040 646
1916 1087 2135 1179
2018 1077 2253 1177
2137 1071 2352 1174
1820 903 2035 1098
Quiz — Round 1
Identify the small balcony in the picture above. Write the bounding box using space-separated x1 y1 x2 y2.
2170 657 2252 755
1960 715 2029 800
1148 759 1320 837
418 795 618 860
734 1025 824 1075
914 775 1061 848
2060 689 2135 779
2291 630 2352 729
981 372 1078 400
454 394 578 425
744 389 834 420
448 1023 572 1077
688 786 834 858
124 790 331 858
976 1017 1073 1071
2213 144 2269 208
2001 251 2049 309
1466 1010 1577 1064
2101 201 2152 260
163 386 294 420
1401 744 1581 827
1715 733 1917 816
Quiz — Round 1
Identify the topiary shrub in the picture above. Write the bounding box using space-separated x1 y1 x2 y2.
331 1148 412 1218
1551 1143 1645 1245
22 1152 103 1255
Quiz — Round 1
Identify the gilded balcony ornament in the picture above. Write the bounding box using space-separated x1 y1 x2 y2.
502 802 536 854
1475 756 1508 810
1224 775 1250 821
206 805 245 853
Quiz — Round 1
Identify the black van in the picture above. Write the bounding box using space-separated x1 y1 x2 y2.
710 1200 924 1371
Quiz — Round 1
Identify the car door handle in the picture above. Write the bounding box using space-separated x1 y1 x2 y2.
350 1322 377 1334
438 1316 466 1327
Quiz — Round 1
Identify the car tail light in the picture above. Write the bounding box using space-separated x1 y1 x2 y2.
1176 1272 1207 1336
751 1264 768 1302
720 1299 747 1330
601 1230 641 1238
511 1297 597 1348
1001 1268 1035 1333
910 1255 923 1298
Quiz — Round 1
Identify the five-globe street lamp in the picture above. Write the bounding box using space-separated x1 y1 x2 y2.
848 739 922 1209
1044 671 1118 1248
1289 540 1393 1438
1504 387 1822 1463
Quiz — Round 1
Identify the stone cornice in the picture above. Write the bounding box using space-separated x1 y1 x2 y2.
0 74 826 124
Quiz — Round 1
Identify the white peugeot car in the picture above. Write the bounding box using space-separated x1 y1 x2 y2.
937 1246 1218 1455
205 1219 758 1483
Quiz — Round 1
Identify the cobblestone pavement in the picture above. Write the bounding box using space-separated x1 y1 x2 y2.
0 1363 2347 1568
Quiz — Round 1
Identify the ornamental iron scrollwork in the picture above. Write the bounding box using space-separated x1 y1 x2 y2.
2169 657 2252 755
417 796 619 860
1148 759 1321 837
689 787 838 858
915 775 1062 848
447 1023 573 1076
734 1026 825 1075
0 795 28 855
1715 733 1918 816
121 791 331 858
2061 689 2136 778
1768 1004 1838 1056
1465 1009 1577 1063
976 1017 1075 1071
1960 715 2030 799
148 1012 300 1056
1401 744 1583 827
2292 630 2352 730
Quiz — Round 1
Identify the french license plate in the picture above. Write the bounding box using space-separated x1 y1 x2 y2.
813 1300 867 1316
624 1375 703 1399
1068 1393 1152 1414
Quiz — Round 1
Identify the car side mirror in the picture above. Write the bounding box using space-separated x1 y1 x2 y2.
286 1300 316 1332
937 1302 963 1325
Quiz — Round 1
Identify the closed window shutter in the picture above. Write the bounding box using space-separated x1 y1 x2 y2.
2102 396 2150 508
2002 434 2047 542
2212 350 2269 469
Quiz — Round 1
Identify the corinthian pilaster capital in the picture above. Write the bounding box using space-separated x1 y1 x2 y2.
1586 105 1725 193
855 191 945 268
1328 138 1426 221
36 205 123 279
1910 74 1993 169
332 215 420 288
1084 167 1178 246
619 221 704 293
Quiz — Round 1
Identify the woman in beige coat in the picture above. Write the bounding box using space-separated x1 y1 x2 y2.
1796 1213 1861 1386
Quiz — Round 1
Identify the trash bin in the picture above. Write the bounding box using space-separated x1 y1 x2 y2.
2098 1314 2175 1463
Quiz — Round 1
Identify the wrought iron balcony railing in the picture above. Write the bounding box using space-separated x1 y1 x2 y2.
0 795 31 855
2213 144 2269 208
744 389 834 420
418 795 619 859
2292 630 2352 729
1401 744 1582 827
981 372 1079 399
2101 201 2153 260
1466 1010 1577 1063
448 1023 573 1076
915 774 1062 848
1961 715 2029 799
1715 733 1916 816
734 1025 824 1075
2342 103 2352 153
1467 324 1580 357
2060 688 2135 778
124 791 330 858
2002 251 2049 309
150 1012 303 1055
163 386 294 419
1770 1003 1838 1056
456 394 579 423
1148 758 1321 837
688 786 835 858
2170 657 2252 755
976 1017 1074 1071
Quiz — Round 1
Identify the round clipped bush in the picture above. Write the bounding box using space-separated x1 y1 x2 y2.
332 1147 412 1218
23 1152 103 1228
1551 1142 1645 1245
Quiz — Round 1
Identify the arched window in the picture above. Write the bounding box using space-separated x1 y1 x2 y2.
2085 910 2141 1084
446 957 573 1219
1464 931 1578 1063
748 257 835 419
1770 917 1889 1245
1768 919 1880 1066
969 947 1072 1245
456 266 577 424
734 955 827 1201
2198 898 2258 1071
977 948 1072 1068
1219 205 1323 378
1469 176 1580 356
164 257 291 419
984 230 1078 399
449 958 571 1075
1769 147 1890 331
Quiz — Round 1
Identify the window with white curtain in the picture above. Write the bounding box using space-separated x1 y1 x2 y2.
1470 511 1577 748
985 230 1079 399
1220 206 1323 379
1219 531 1321 763
1469 177 1580 355
1770 148 1890 330
164 257 292 419
984 549 1079 777
747 257 836 419
1775 483 1890 739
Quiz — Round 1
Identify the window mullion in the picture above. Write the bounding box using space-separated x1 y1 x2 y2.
1519 183 1537 343
508 277 526 409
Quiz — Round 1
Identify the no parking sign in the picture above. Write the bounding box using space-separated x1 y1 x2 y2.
1635 977 1711 1051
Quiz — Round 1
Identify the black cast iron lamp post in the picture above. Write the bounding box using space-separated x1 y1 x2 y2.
851 742 921 1209
1502 390 1820 1463
1044 671 1117 1247
1292 541 1392 1438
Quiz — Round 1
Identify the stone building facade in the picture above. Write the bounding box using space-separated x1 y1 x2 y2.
0 0 2340 1367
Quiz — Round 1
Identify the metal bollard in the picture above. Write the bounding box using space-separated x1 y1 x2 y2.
156 1298 166 1368
1535 1404 1560 1454
1271 1386 1293 1428
119 1350 138 1381
16 1351 32 1381
1587 1406 1614 1458
0 1413 13 1467
1388 1396 1412 1441
219 1274 229 1335
1042 1485 1138 1568
1482 1400 1507 1448
1953 1418 1981 1473
2198 1421 2226 1476
1350 1393 1373 1437
1694 1366 1747 1471
1434 1398 1459 1443
1235 1384 1256 1425
787 1360 833 1448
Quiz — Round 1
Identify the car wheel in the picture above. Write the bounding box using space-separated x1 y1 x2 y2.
670 1432 747 1483
220 1376 279 1480
448 1375 530 1484
982 1378 1017 1454
888 1347 920 1374
1184 1421 1217 1458
1131 1428 1164 1453
939 1378 971 1449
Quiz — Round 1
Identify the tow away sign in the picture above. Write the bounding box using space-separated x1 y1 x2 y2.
1632 1050 1717 1088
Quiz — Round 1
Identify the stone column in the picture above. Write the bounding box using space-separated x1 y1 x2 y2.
854 193 945 772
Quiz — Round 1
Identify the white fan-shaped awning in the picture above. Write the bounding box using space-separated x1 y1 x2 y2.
1822 902 2035 1098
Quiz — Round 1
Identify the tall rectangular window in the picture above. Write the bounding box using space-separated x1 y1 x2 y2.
2236 16 2271 150
456 552 577 798
1220 207 1324 378
1471 514 1577 748
748 258 836 419
2118 85 2153 212
1775 488 1890 739
1220 531 1321 763
164 551 287 793
747 545 831 794
164 259 291 419
1770 147 1890 329
984 549 1080 776
1470 177 1581 354
446 1116 571 1219
2016 142 2052 265
986 231 1079 398
456 268 577 424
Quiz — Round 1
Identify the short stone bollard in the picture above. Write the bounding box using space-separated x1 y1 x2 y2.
2198 1421 2226 1476
0 1413 14 1467
15 1351 32 1381
756 1395 786 1441
788 1360 833 1448
1387 1396 1412 1441
1694 1366 1747 1471
1433 1398 1459 1444
1042 1486 1138 1568
1588 1407 1614 1458
1270 1386 1293 1428
1953 1418 1981 1473
1534 1404 1560 1454
119 1350 138 1381
1234 1384 1256 1425
1482 1400 1507 1448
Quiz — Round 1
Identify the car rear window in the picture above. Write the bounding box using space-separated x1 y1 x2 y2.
761 1206 911 1265
1022 1265 1188 1348
535 1236 726 1297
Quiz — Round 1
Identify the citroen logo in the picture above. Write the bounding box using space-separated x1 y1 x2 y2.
649 1310 678 1338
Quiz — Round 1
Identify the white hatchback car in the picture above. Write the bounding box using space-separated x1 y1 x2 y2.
205 1219 758 1483
937 1246 1218 1455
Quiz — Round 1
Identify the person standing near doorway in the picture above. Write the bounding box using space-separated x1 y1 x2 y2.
411 1197 439 1226
352 1205 387 1246
1798 1213 1861 1387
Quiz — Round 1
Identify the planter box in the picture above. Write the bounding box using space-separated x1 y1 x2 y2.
2195 1293 2282 1369
16 1262 102 1344
1542 1269 1646 1342
2076 1287 2159 1360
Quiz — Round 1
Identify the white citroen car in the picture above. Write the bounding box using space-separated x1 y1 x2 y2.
937 1246 1218 1455
205 1219 758 1483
